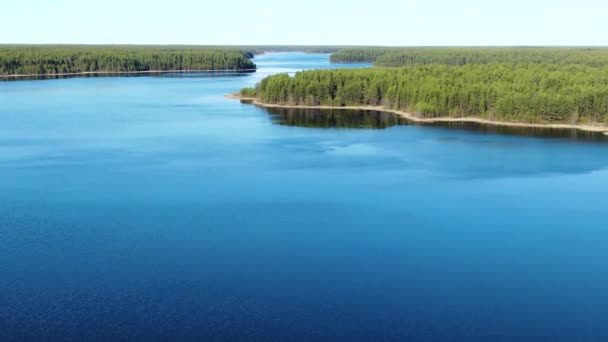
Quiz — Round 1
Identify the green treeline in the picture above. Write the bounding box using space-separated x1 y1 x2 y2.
0 45 368 76
0 45 257 75
329 47 394 63
330 47 608 67
244 46 357 54
243 64 608 125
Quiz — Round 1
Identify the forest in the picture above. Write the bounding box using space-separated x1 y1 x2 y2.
0 45 365 76
242 63 608 125
330 47 608 67
330 47 399 63
0 45 258 75
244 45 356 54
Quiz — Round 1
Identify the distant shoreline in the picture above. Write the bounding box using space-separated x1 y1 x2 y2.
1 69 257 78
227 93 608 135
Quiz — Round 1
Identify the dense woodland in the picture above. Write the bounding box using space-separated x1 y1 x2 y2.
243 64 608 125
330 47 608 67
0 45 363 76
246 46 355 54
0 46 259 75
329 47 393 63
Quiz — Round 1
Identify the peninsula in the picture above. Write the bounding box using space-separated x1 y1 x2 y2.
0 45 357 78
235 48 608 134
0 45 258 77
229 93 608 134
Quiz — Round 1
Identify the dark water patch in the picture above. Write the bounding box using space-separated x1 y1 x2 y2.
264 106 608 142
265 107 408 129
428 120 608 143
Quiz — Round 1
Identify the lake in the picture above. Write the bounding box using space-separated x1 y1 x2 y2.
1 53 607 341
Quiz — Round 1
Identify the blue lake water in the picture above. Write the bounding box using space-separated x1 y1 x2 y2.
1 53 608 341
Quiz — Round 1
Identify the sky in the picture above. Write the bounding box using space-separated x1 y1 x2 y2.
1 0 606 46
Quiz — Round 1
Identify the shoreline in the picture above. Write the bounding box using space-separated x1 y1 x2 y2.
226 93 608 134
1 69 257 78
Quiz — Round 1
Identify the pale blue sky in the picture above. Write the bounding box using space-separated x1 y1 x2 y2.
1 0 606 46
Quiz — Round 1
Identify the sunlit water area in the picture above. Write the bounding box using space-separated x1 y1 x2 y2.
1 53 607 341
